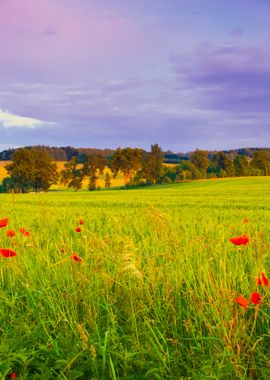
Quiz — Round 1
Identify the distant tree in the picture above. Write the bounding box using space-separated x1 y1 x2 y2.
209 151 234 177
62 146 80 161
190 149 209 178
164 152 181 164
60 157 83 191
160 166 178 183
233 155 250 176
6 148 58 192
60 157 84 191
110 148 142 185
142 144 164 184
83 154 106 191
32 150 58 191
104 172 111 188
0 177 16 193
251 150 270 176
177 161 202 180
50 147 67 161
0 148 16 161
6 149 35 192
88 174 98 191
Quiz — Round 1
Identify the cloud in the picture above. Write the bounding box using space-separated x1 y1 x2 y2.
0 0 165 83
1 0 270 151
36 27 58 37
0 109 45 128
171 40 270 114
1 66 269 151
229 27 246 38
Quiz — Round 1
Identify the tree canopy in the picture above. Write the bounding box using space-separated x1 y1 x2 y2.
142 144 164 184
110 148 142 185
5 148 58 192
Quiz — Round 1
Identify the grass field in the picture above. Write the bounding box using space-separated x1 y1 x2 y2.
1 177 270 379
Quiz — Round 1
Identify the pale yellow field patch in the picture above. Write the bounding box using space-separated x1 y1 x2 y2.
0 161 125 189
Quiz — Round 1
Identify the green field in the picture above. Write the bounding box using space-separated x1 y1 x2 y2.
1 177 270 379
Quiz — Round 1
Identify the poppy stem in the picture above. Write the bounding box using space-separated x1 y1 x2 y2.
250 304 260 338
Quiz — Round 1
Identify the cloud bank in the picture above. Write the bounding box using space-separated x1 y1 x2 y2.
0 0 270 151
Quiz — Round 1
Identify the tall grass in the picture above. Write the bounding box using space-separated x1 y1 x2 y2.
0 177 270 379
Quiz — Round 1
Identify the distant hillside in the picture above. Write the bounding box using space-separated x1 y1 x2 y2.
0 145 270 162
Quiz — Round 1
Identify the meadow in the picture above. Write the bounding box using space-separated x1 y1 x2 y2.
1 177 270 379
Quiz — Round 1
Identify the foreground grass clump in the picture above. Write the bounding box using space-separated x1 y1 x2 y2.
1 177 270 379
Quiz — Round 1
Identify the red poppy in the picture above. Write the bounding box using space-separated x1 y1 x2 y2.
0 217 9 228
243 217 249 224
257 276 263 286
261 272 269 286
10 372 16 379
70 254 82 263
19 228 30 237
6 230 15 238
74 227 81 233
235 295 249 310
250 292 261 305
0 249 16 258
230 235 249 246
79 218 85 225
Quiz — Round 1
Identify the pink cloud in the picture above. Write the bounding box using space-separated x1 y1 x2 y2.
0 0 161 77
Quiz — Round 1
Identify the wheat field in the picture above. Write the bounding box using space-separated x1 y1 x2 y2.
0 177 270 379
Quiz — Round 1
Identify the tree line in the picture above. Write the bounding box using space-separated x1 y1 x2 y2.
54 144 164 191
0 146 115 161
162 149 270 183
1 146 270 193
1 145 270 162
0 145 163 192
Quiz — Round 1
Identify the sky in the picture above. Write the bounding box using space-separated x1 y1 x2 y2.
1 0 270 152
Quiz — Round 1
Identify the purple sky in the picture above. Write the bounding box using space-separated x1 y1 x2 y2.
1 0 270 152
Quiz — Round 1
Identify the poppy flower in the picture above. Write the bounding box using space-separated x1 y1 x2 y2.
250 292 261 305
10 372 16 379
235 295 248 310
6 230 15 238
230 235 249 246
261 272 269 286
74 227 81 233
0 217 9 228
19 228 30 237
257 276 263 286
243 218 249 224
79 218 85 225
70 254 82 263
0 249 16 258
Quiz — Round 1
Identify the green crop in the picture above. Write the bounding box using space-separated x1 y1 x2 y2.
0 177 270 379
